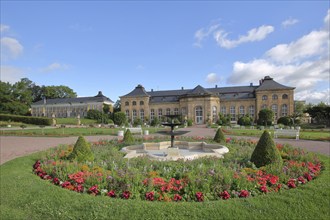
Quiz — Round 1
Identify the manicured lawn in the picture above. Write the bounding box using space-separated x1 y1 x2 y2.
0 143 329 219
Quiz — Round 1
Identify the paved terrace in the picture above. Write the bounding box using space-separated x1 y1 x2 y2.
1 127 329 165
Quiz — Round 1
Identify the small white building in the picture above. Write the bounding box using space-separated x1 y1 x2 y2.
31 91 113 118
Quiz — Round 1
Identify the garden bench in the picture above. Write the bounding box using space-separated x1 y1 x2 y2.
274 129 300 140
125 127 143 135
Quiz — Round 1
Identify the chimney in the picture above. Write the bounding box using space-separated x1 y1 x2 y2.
215 85 218 88
250 83 253 86
151 89 153 92
181 87 184 90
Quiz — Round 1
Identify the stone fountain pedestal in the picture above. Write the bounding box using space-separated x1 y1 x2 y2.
167 147 180 159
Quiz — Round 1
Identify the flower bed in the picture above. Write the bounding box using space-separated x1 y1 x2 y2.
33 137 323 202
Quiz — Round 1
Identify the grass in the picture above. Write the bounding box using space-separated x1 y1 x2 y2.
0 127 163 137
1 147 329 219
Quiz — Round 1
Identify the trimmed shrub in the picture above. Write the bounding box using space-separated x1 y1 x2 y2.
68 136 94 162
238 115 253 126
214 128 225 143
123 129 134 144
277 116 292 126
250 130 282 168
0 114 52 125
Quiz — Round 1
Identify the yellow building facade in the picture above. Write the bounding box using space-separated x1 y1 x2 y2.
120 76 295 125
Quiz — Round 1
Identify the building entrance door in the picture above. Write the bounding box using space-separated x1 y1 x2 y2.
195 106 203 124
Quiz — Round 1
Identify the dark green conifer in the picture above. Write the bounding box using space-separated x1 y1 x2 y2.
68 136 94 162
123 129 134 144
214 128 225 143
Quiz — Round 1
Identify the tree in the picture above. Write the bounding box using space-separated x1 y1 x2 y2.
257 109 274 126
113 100 121 113
41 85 77 100
68 136 94 162
250 131 282 168
305 102 330 126
114 112 127 126
214 128 225 143
217 113 230 126
238 115 253 126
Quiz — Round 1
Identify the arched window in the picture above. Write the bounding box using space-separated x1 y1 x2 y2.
125 110 129 119
150 109 155 120
166 108 171 115
174 108 179 115
282 94 288 99
230 106 236 121
181 107 186 116
132 101 137 106
125 101 129 106
158 109 162 120
272 94 278 100
281 104 288 116
140 101 144 105
239 106 245 116
212 106 217 122
195 106 203 124
272 104 278 120
132 109 137 120
249 105 255 117
140 109 144 122
221 106 226 115
262 95 268 100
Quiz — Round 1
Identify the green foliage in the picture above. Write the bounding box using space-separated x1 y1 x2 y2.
123 129 134 144
217 113 230 126
238 115 253 126
213 128 225 143
133 118 142 127
305 102 330 126
251 131 283 168
0 114 52 125
257 109 274 126
150 117 160 126
113 112 127 126
86 109 110 124
277 116 293 126
187 119 193 126
68 136 94 162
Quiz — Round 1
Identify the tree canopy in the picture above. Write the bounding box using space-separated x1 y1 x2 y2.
0 78 77 115
305 102 330 127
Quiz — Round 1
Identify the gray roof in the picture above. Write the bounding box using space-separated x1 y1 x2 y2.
122 76 293 103
121 84 150 97
32 91 113 105
255 76 295 91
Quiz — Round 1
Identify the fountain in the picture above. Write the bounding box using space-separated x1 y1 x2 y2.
121 114 229 161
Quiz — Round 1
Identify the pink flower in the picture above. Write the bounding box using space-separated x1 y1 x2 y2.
121 191 131 199
298 176 306 184
145 191 155 201
239 190 249 198
107 190 116 198
219 191 231 200
304 173 312 181
74 184 84 193
195 192 204 202
260 185 268 193
173 194 182 202
287 179 296 188
53 177 60 185
88 185 100 195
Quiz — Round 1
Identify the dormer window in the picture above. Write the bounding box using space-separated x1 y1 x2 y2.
125 101 129 106
132 101 137 106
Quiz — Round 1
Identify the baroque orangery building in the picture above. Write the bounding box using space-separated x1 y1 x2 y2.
120 76 295 125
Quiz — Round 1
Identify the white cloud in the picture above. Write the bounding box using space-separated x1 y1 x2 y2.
193 24 220 48
0 37 23 60
227 10 330 104
214 25 274 49
266 30 329 64
40 62 69 73
0 66 24 83
282 18 299 28
0 24 10 32
324 9 330 26
205 73 220 84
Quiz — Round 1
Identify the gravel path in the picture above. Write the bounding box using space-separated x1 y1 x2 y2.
1 127 329 165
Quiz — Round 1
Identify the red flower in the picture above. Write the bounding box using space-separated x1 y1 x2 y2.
53 177 60 185
195 192 204 202
298 176 306 184
107 190 116 198
304 172 312 181
121 191 131 199
74 184 84 193
269 175 279 185
219 191 230 200
33 160 41 169
145 191 155 201
260 185 268 193
287 179 296 188
88 185 100 195
239 190 249 198
173 194 182 202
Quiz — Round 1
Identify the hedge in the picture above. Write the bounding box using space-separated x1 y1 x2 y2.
0 114 52 126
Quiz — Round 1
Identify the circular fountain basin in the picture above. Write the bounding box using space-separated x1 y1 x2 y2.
121 141 229 161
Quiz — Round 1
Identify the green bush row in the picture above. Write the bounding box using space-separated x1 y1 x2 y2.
0 114 52 126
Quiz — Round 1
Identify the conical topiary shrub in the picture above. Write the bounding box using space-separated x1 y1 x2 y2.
68 136 94 162
123 129 134 144
214 128 225 143
250 130 282 168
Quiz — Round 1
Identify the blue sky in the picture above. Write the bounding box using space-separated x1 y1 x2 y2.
1 1 329 104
